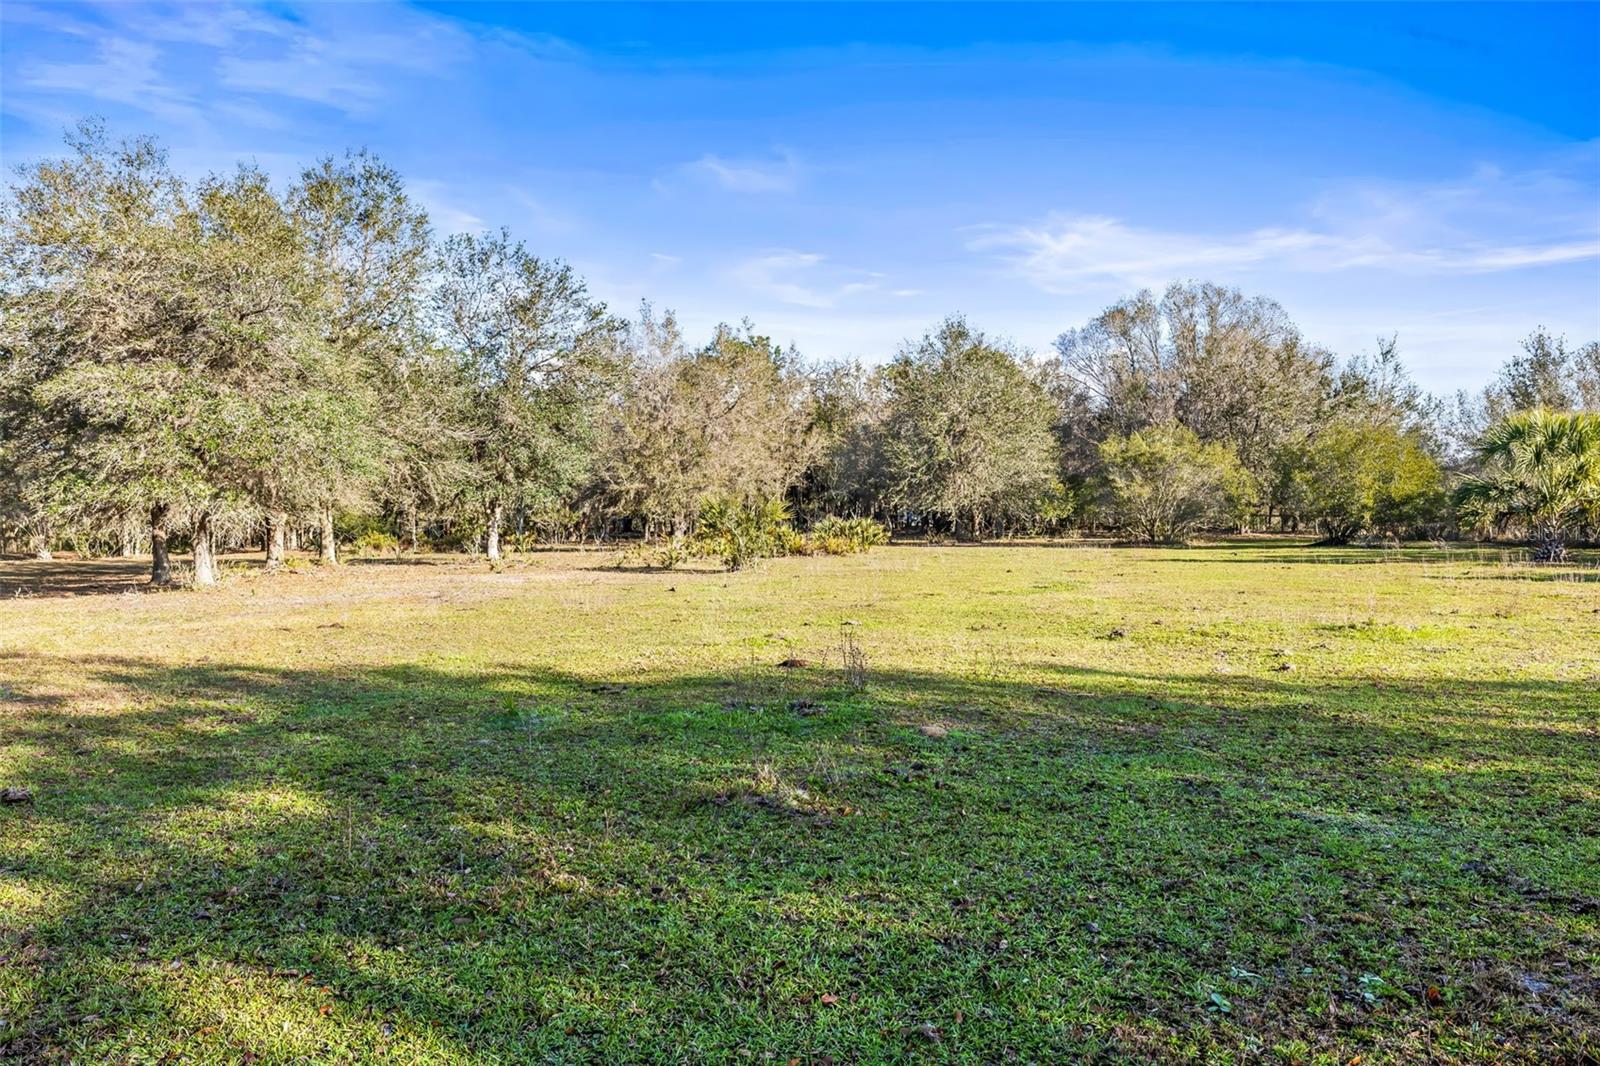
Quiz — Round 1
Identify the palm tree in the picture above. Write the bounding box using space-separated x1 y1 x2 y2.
1456 409 1600 561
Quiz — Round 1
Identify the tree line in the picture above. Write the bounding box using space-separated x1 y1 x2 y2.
3 124 1598 581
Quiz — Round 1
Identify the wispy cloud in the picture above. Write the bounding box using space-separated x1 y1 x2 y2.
679 149 803 194
20 35 202 126
9 1 478 128
506 186 578 234
974 160 1600 293
410 180 484 235
215 12 470 115
124 4 292 48
730 250 877 308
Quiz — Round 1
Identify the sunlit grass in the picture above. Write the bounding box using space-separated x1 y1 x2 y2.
1 540 1596 1063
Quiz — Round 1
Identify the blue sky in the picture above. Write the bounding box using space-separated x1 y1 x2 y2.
3 2 1597 392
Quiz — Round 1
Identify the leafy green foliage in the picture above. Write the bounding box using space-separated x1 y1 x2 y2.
599 310 817 541
883 317 1058 538
1295 422 1445 543
1098 424 1252 543
432 230 622 559
676 509 888 568
5 122 1598 568
351 529 401 556
0 125 391 583
1056 282 1332 507
1456 409 1600 560
808 515 890 555
1028 480 1080 534
691 497 796 570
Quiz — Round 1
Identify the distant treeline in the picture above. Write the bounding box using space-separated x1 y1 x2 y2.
3 124 1599 581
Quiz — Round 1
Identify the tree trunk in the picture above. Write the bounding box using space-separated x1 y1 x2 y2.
265 510 287 569
31 532 52 561
319 508 338 566
486 500 504 562
192 511 219 588
120 520 138 558
150 503 173 585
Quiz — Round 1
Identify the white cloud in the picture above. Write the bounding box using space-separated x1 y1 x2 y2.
974 160 1600 294
214 12 470 115
21 36 202 126
681 150 803 194
0 3 101 38
506 187 578 234
126 5 292 48
410 180 484 235
730 250 878 308
10 1 477 127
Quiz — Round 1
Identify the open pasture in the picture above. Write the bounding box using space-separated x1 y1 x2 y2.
1 542 1597 1063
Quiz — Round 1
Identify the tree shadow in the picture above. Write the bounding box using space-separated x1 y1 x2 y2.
2 650 1596 1060
0 554 478 600
10 543 1596 601
0 557 158 599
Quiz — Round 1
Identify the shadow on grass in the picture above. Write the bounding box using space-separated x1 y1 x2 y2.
0 553 491 601
0 557 156 598
8 542 1597 602
1 653 1596 1061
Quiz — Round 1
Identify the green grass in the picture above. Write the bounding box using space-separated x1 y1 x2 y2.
1 540 1597 1063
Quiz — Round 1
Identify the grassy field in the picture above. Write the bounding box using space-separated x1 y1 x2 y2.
1 541 1596 1064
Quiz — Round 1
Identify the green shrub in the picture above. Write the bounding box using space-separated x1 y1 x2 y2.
688 507 888 569
1456 409 1600 560
652 543 690 570
1099 424 1250 544
1028 481 1078 534
812 534 854 556
333 511 391 547
809 516 889 553
692 498 795 571
352 530 400 556
1295 421 1444 544
774 526 808 556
